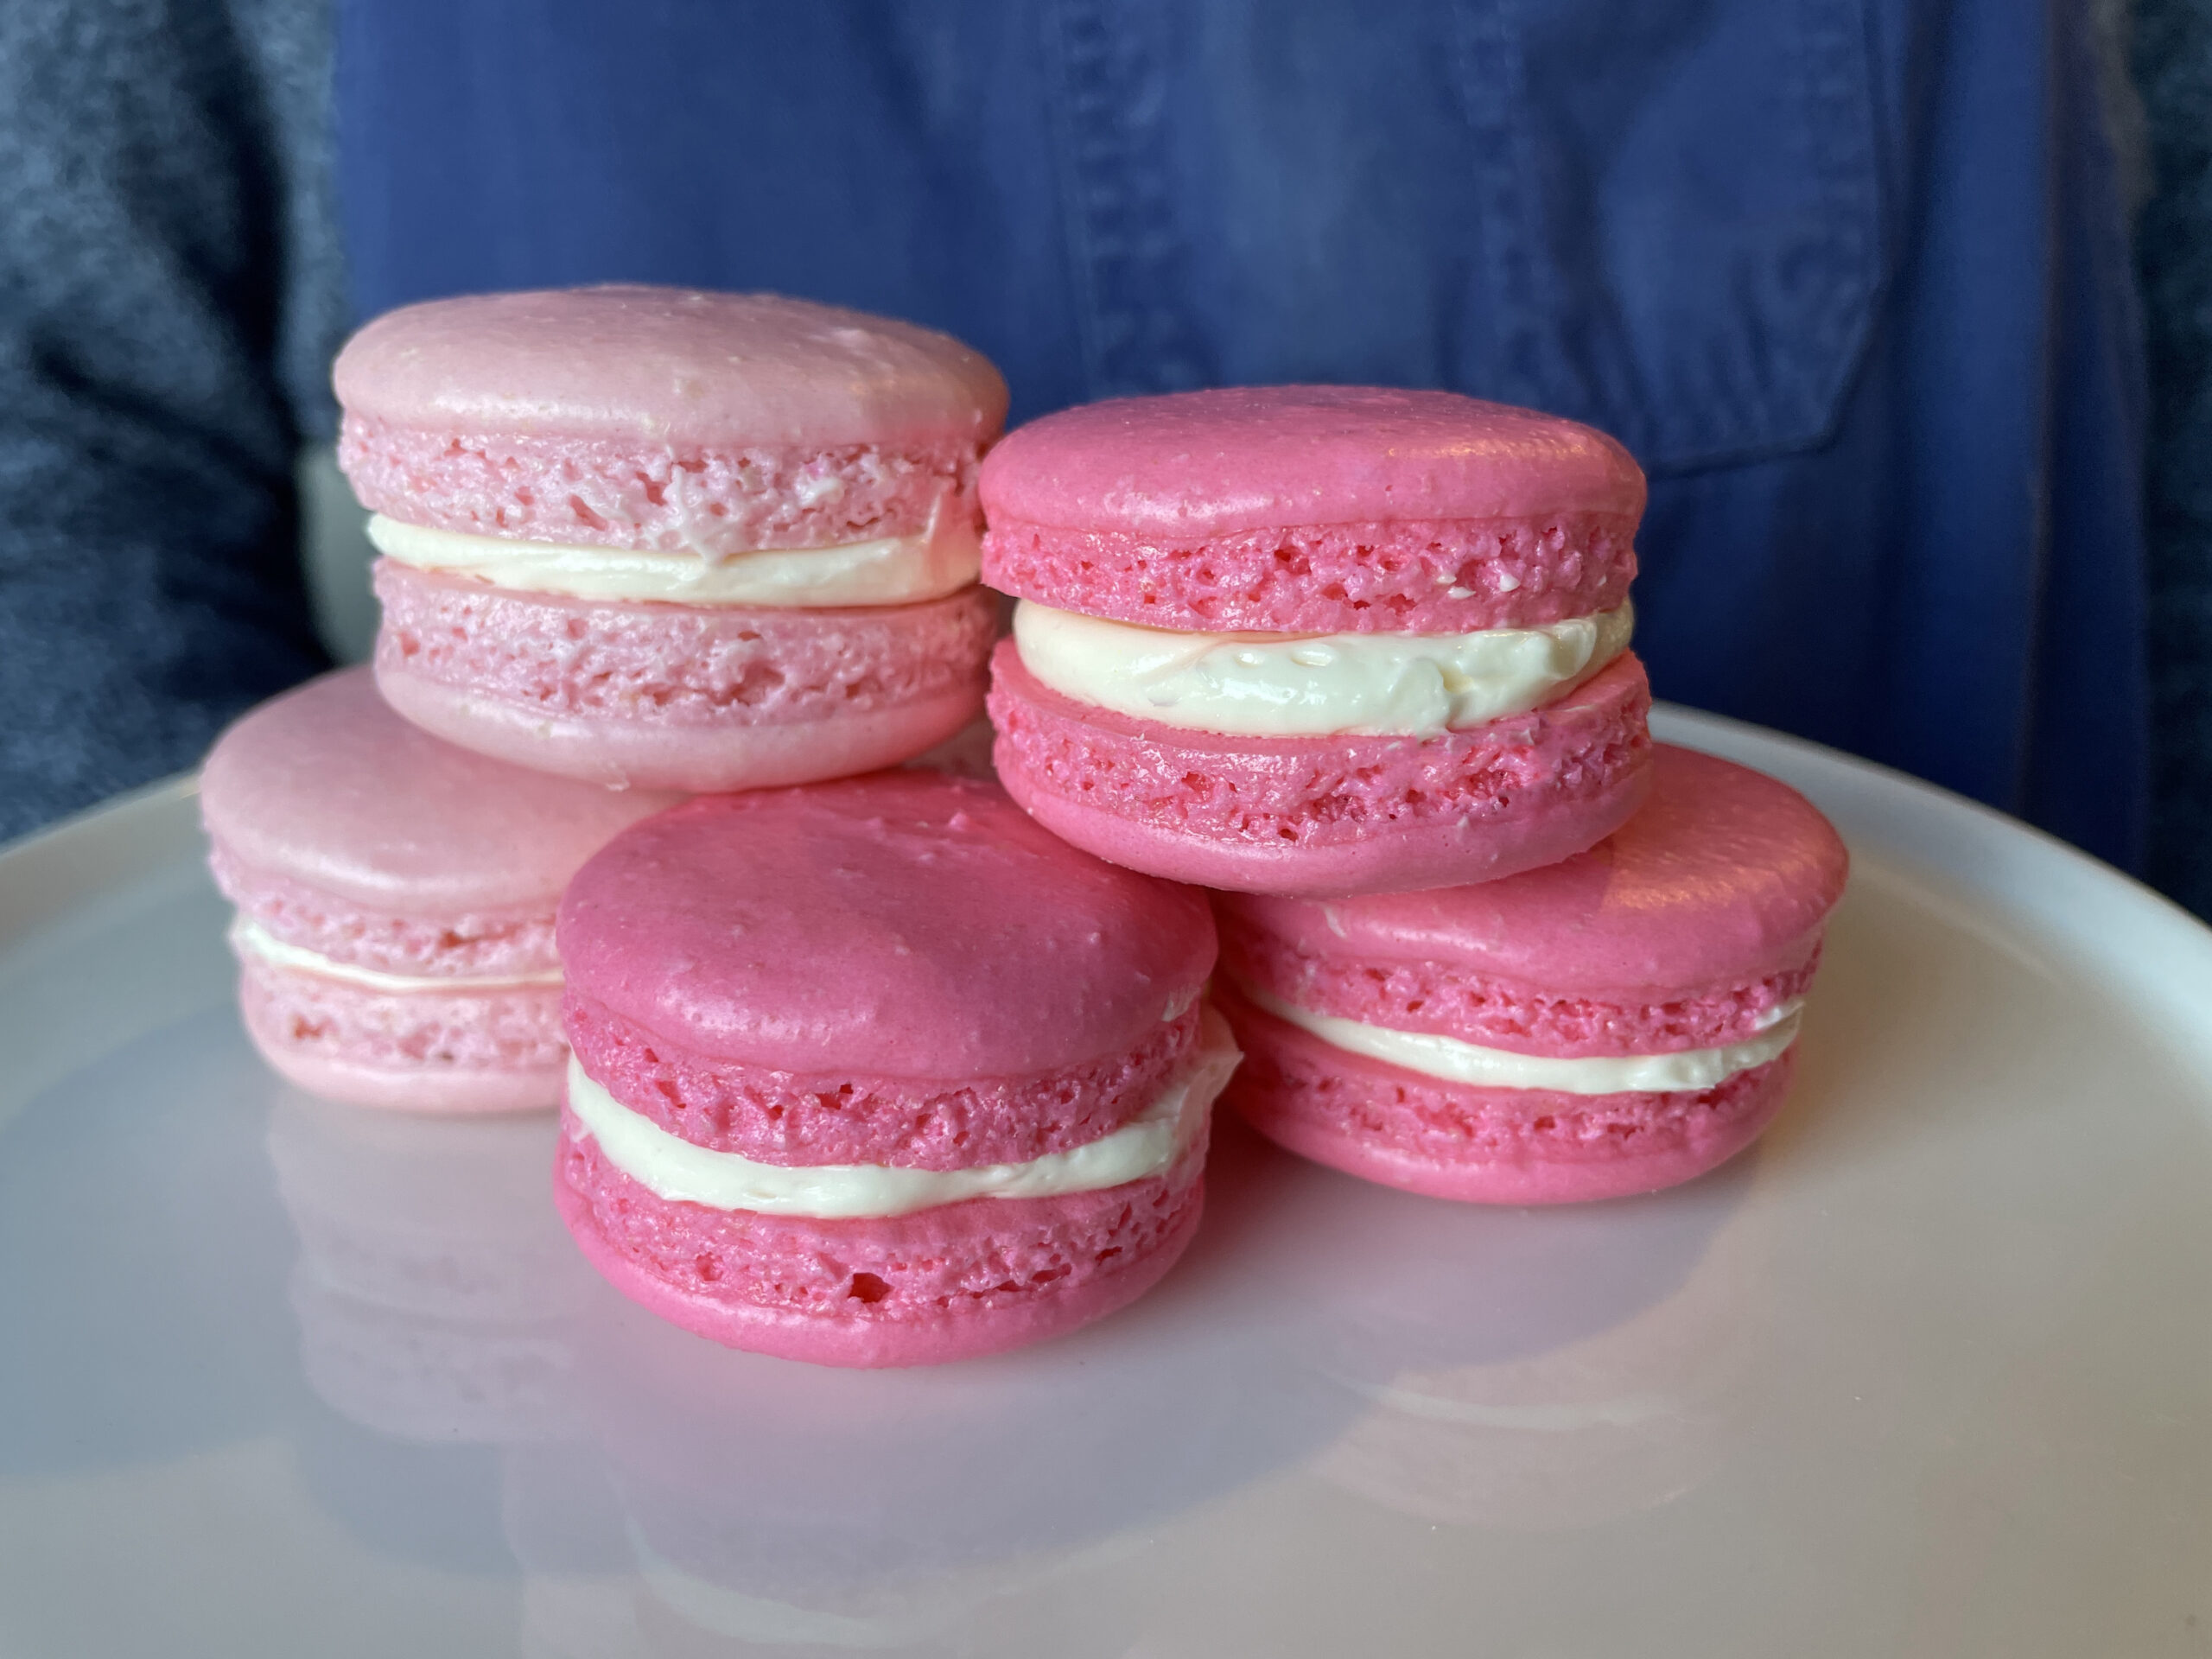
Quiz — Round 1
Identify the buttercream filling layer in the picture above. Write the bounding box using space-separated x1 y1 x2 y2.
565 1013 1240 1220
229 918 563 992
1011 599 1633 737
368 512 981 607
1237 982 1800 1095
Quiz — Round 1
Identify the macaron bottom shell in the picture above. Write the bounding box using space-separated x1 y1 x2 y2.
379 670 985 795
238 963 567 1114
988 643 1651 897
373 563 995 791
1217 985 1792 1205
553 1119 1208 1369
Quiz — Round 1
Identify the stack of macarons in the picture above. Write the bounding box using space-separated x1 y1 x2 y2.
204 280 1847 1370
978 385 1847 1208
203 284 1250 1367
204 286 1014 1116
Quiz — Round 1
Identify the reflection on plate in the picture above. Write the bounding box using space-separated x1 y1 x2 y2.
1221 1127 1764 1532
9 711 2212 1656
267 1090 593 1445
505 1123 1356 1653
1306 1169 1769 1531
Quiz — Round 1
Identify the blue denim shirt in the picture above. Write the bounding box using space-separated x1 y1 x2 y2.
336 0 2147 870
0 1 2144 869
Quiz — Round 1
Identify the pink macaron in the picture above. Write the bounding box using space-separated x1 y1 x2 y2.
1211 745 1848 1202
202 667 683 1112
552 770 1236 1367
981 386 1655 896
336 285 1007 791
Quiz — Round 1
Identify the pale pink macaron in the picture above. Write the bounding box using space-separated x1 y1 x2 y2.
336 285 1007 791
982 386 1655 896
202 667 683 1112
552 770 1235 1367
1212 745 1848 1203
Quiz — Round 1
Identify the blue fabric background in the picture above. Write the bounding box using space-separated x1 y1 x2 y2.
335 0 2150 870
2136 0 2212 914
0 0 2155 877
0 0 340 834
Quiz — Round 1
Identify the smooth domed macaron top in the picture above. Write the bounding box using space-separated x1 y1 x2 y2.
979 385 1645 537
200 668 684 916
1217 746 1847 997
334 286 1010 450
558 771 1218 1079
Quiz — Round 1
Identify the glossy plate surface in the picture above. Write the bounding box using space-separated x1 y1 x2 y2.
2 708 2207 1658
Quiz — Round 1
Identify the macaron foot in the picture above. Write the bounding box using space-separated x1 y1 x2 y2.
1219 985 1795 1205
377 664 986 793
553 1141 1206 1368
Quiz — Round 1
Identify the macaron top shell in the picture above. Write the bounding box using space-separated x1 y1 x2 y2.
334 286 1009 450
978 386 1645 538
558 772 1217 1079
1216 747 1847 999
200 667 683 916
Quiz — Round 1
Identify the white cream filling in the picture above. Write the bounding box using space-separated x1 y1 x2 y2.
565 1011 1240 1221
1239 981 1800 1095
368 512 981 607
228 917 563 992
1012 598 1633 737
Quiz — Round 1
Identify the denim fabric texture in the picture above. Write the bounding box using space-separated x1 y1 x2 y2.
0 0 2158 881
336 0 2149 870
2136 0 2212 914
0 0 343 841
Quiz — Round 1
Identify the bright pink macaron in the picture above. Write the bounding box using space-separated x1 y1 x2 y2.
552 770 1235 1368
336 285 1007 791
1211 745 1848 1203
202 667 683 1112
982 386 1655 896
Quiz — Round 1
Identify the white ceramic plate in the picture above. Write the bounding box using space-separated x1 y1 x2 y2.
2 708 2207 1659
